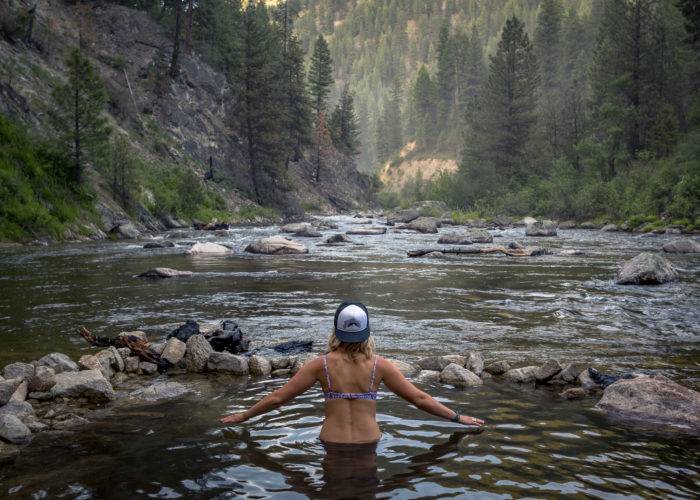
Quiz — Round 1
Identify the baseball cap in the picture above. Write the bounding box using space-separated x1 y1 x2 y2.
333 301 370 343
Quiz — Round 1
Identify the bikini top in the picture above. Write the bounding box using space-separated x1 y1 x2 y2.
322 354 379 400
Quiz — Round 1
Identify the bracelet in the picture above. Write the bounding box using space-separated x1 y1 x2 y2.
450 411 460 423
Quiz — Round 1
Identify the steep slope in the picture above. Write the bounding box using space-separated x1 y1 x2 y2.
378 142 457 193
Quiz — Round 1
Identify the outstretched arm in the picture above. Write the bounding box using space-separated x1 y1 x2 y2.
382 359 484 426
220 357 321 424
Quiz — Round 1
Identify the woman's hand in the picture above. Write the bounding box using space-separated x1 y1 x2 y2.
220 412 248 424
458 415 484 426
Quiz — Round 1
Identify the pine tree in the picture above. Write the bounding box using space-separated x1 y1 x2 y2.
314 111 333 182
436 20 456 129
308 34 333 114
375 110 389 166
284 34 313 162
460 24 486 127
51 47 110 184
465 16 539 180
329 84 360 156
412 65 437 150
385 78 403 153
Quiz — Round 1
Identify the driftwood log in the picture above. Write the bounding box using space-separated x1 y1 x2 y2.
407 246 550 258
79 326 160 363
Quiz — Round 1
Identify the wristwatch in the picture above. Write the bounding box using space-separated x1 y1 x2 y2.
450 411 460 423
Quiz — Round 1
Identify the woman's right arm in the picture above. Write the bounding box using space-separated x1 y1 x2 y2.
381 358 484 426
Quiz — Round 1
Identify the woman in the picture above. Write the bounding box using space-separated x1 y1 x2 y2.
220 301 485 443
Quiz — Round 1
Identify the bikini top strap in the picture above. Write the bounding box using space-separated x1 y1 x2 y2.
369 355 379 391
323 354 332 391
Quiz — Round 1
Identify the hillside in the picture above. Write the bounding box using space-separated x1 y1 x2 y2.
0 0 370 242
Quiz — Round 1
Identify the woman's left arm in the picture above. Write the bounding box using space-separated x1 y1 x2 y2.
220 357 322 424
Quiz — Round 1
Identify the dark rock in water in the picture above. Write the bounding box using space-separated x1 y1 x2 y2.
616 253 678 285
206 320 251 354
507 241 525 250
293 226 322 238
193 221 230 231
326 233 353 244
168 320 201 343
273 340 313 355
588 367 634 388
143 241 175 249
662 239 700 254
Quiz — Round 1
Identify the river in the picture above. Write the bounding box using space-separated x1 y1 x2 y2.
0 217 698 498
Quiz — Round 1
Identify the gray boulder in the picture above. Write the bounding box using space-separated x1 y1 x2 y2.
525 221 557 237
138 267 193 278
465 352 485 376
270 357 290 370
662 239 700 254
404 217 440 234
28 366 56 392
129 382 192 402
561 387 588 400
596 374 700 431
504 366 538 383
186 242 232 255
245 236 308 255
616 253 679 285
326 234 353 244
139 362 158 375
484 360 511 375
37 353 78 374
346 227 387 235
249 356 272 376
417 356 452 372
535 359 562 382
439 364 483 388
466 229 493 243
207 352 249 375
578 368 599 389
601 224 618 232
110 222 140 239
281 222 311 233
415 370 441 384
3 362 35 381
293 226 322 238
386 208 420 225
0 415 31 444
161 337 187 365
388 359 419 377
50 370 115 403
438 233 473 245
0 400 35 419
0 379 22 405
442 355 466 367
558 220 577 229
554 363 585 383
185 334 214 372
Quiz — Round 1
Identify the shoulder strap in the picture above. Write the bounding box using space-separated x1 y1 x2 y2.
323 354 332 391
369 355 379 391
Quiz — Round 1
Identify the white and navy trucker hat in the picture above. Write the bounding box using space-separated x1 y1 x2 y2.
334 301 370 343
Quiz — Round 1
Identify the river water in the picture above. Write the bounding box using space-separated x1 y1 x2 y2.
0 217 698 498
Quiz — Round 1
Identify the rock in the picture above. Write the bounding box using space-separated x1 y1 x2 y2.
50 370 115 403
207 352 249 375
437 232 473 245
168 320 200 343
326 233 353 244
417 356 452 372
94 351 115 379
37 353 78 374
535 359 562 382
412 200 449 213
270 357 290 370
404 217 439 234
559 249 586 256
249 356 272 376
117 347 131 364
601 224 618 232
578 368 599 389
465 352 485 376
52 414 90 430
281 223 311 233
110 222 140 239
118 331 148 343
149 342 166 357
0 415 31 444
415 370 440 384
208 320 250 354
558 220 577 229
350 218 372 224
439 364 483 388
3 362 35 381
78 354 102 372
595 374 700 430
290 355 315 375
507 241 525 250
662 239 700 254
24 418 48 432
616 252 679 285
108 347 125 372
9 381 28 402
466 229 493 243
124 357 139 373
129 382 192 401
293 226 322 237
492 215 512 227
245 236 308 255
525 221 557 237
442 355 466 367
193 221 230 231
271 369 292 377
111 372 129 387
0 379 23 405
28 366 55 392
143 241 176 249
0 400 34 419
161 337 187 365
137 267 192 278
273 340 314 355
185 335 214 372
423 251 445 258
555 363 584 383
27 392 53 401
504 366 538 383
345 227 387 235
386 208 420 225
186 242 232 255
484 360 511 375
520 216 538 226
139 362 158 375
389 359 419 377
579 221 599 229
561 387 588 400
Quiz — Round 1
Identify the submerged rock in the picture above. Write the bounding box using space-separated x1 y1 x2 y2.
525 221 557 237
662 239 700 254
561 387 588 400
129 382 191 401
484 360 511 375
207 352 249 375
504 366 538 383
596 374 700 431
137 267 192 278
293 226 322 238
616 253 678 285
245 236 308 255
143 241 176 249
186 242 232 255
404 217 440 234
417 356 452 372
273 340 313 355
50 369 115 403
326 233 353 244
439 364 482 388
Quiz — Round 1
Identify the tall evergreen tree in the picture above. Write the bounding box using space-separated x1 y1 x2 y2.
385 78 403 153
283 34 313 162
412 65 437 150
436 20 456 128
460 24 486 126
465 16 539 179
51 47 110 184
329 85 360 156
308 34 333 114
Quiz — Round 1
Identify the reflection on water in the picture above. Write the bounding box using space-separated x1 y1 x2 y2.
0 216 699 497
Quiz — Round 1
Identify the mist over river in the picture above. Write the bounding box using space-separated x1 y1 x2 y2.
0 216 698 498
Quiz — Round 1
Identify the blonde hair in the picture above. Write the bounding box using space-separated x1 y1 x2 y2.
327 331 375 362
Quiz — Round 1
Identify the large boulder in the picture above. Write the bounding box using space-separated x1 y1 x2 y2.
417 356 452 372
118 331 148 343
281 223 311 233
28 366 56 393
389 359 419 377
616 253 679 285
534 359 562 382
137 267 192 278
553 363 584 383
2 363 34 382
186 242 232 255
110 222 140 239
0 400 35 419
504 366 538 383
185 335 214 372
415 370 441 384
439 364 483 388
326 233 353 244
438 232 473 245
404 217 440 234
50 370 115 403
249 356 272 376
466 229 493 243
293 226 322 238
601 224 618 232
595 375 700 431
0 415 31 444
465 352 485 376
662 239 700 254
37 353 78 374
484 360 511 375
558 220 577 229
525 221 557 237
245 236 308 255
161 337 187 365
386 208 420 225
207 352 249 375
129 382 192 402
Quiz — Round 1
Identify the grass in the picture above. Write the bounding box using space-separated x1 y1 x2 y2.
232 205 280 222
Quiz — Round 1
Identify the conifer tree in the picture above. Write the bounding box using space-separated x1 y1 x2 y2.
284 34 313 162
460 24 486 126
51 47 110 184
314 111 332 182
329 85 360 156
412 65 437 150
308 34 333 114
385 78 403 153
436 20 456 128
